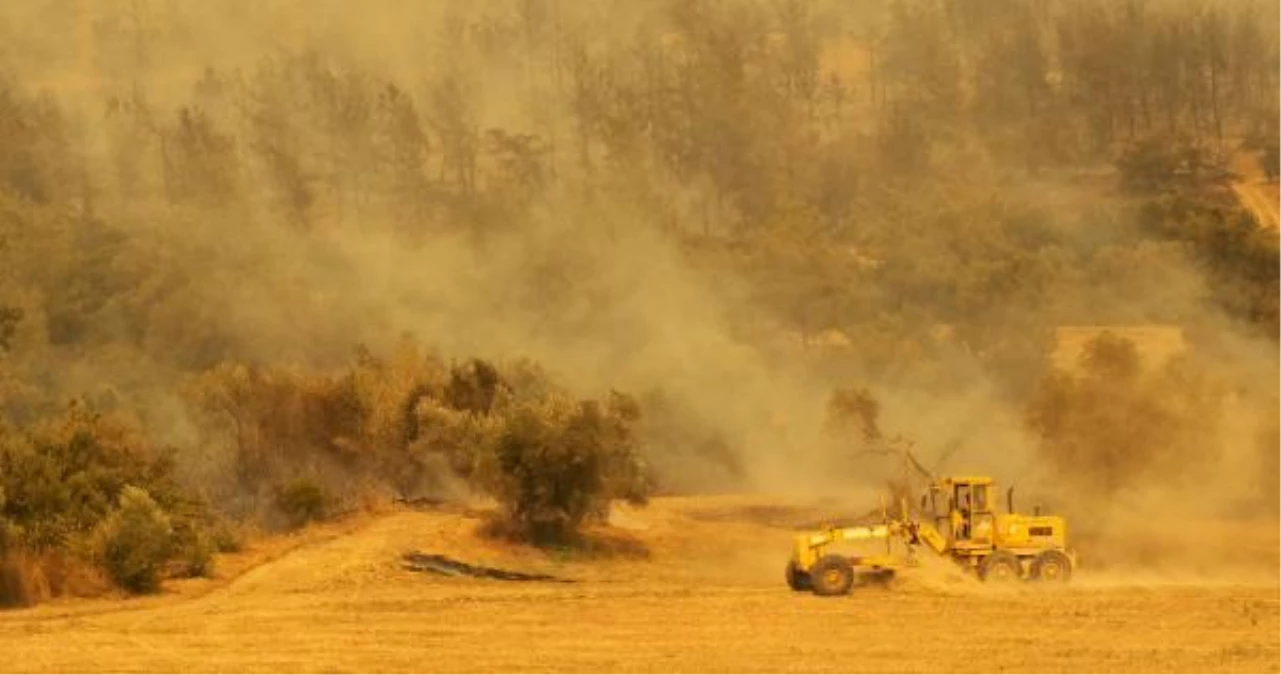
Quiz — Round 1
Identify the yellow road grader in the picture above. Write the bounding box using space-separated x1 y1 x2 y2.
785 472 1076 596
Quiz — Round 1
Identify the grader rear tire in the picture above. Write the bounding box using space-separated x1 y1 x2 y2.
785 562 811 592
978 551 1022 583
1030 550 1072 583
809 555 855 596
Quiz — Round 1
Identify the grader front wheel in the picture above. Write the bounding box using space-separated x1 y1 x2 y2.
809 555 855 596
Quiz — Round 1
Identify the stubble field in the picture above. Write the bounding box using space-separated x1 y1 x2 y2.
0 496 1276 673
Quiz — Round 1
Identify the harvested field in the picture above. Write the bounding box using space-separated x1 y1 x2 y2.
0 496 1276 673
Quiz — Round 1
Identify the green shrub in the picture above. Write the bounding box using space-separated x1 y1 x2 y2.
485 393 649 545
94 486 174 593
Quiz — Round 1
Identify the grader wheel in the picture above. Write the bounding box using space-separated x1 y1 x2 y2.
1030 550 1073 582
809 555 855 596
785 562 811 592
978 551 1022 583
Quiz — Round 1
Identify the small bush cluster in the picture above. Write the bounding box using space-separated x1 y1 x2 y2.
0 405 218 605
0 346 656 605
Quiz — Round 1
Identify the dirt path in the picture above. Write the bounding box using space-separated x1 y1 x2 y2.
1232 151 1280 231
0 498 1277 673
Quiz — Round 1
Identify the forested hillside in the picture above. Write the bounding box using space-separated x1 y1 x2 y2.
0 0 1276 604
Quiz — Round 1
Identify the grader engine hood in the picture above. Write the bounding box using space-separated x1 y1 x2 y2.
994 513 1068 550
791 524 892 569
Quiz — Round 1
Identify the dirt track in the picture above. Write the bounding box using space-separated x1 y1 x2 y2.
0 497 1277 673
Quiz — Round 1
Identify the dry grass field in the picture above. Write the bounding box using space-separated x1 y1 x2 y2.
0 496 1276 673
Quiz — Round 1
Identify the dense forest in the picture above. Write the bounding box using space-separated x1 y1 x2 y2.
0 0 1277 604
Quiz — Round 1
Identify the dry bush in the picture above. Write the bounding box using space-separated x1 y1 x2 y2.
210 520 246 553
184 341 458 521
0 549 111 608
444 359 506 415
185 346 652 545
1026 333 1227 494
274 478 332 529
0 553 49 608
184 363 363 510
172 525 216 578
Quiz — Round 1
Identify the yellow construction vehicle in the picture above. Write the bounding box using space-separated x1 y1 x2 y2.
785 473 1076 596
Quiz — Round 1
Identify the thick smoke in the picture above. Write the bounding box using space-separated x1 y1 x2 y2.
0 0 1275 565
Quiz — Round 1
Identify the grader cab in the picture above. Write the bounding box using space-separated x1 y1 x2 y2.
920 475 1073 582
786 474 1075 596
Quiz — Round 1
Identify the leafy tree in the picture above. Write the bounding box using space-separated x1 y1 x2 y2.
372 84 432 227
425 73 479 196
825 387 882 444
163 106 239 207
1026 333 1226 494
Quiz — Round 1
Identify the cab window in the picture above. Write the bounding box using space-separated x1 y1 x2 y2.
972 485 988 511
